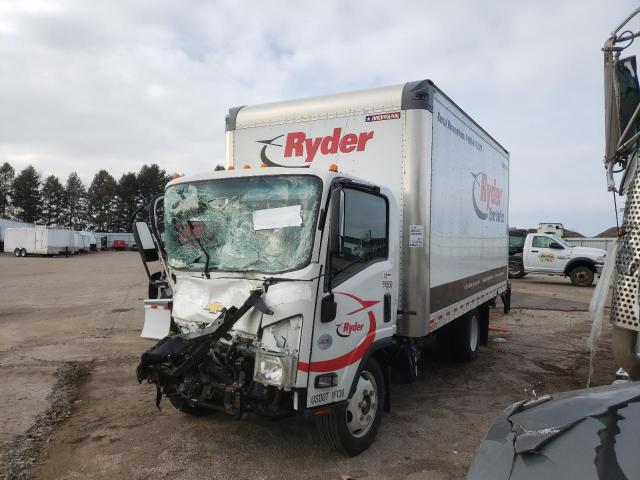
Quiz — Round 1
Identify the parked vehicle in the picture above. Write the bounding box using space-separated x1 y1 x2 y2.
0 218 34 252
135 80 510 455
112 239 128 251
467 381 640 480
509 233 605 286
4 226 74 256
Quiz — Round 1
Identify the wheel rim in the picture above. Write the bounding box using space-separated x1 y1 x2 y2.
346 371 378 438
576 271 588 284
469 315 479 351
508 263 520 275
14 249 20 257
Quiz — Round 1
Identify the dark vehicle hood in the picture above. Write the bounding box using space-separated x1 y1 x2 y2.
467 382 640 480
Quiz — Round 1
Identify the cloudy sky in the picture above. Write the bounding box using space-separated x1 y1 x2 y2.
0 1 638 235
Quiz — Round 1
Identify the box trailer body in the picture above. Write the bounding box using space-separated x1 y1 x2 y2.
136 80 509 455
0 219 34 251
226 80 509 336
4 226 74 255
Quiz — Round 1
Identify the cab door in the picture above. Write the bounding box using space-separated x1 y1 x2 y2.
527 235 565 272
305 186 396 408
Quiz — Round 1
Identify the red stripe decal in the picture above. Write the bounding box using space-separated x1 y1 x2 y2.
298 311 376 373
336 292 380 315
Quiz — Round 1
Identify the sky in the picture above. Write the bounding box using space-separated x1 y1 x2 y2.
0 0 638 236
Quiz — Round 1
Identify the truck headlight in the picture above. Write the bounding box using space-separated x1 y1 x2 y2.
596 256 606 263
254 351 297 388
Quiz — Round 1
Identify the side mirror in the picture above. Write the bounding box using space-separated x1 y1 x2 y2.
321 294 337 323
550 242 564 250
328 188 344 255
133 221 159 262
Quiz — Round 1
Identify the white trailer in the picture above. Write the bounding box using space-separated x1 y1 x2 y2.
4 226 74 256
136 79 510 455
73 231 95 253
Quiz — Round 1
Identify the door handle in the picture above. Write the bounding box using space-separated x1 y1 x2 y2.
531 250 539 252
384 293 391 322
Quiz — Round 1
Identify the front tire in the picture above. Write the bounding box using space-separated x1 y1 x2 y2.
570 266 594 287
14 248 20 257
317 357 385 456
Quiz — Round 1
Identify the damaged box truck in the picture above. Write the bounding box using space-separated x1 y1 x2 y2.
135 80 510 455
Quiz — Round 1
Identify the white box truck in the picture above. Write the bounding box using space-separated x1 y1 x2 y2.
4 226 74 256
135 80 510 455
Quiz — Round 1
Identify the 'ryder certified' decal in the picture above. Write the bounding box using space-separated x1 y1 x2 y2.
299 292 380 373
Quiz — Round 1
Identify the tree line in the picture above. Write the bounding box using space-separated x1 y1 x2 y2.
0 162 169 232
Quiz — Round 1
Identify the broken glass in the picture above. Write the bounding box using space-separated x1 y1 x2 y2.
164 175 322 273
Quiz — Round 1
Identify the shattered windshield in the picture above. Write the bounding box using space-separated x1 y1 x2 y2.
164 175 322 273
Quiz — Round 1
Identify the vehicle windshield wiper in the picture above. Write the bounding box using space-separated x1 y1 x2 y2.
186 220 212 279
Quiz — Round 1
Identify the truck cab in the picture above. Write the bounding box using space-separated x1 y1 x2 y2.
518 233 606 286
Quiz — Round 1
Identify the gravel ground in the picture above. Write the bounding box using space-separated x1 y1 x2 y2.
0 254 617 480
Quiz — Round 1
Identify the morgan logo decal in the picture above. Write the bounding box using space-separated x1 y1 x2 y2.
366 112 400 122
471 172 505 223
257 128 374 168
336 322 365 338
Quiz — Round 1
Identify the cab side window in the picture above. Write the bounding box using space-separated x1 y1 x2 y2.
532 236 553 248
329 188 388 287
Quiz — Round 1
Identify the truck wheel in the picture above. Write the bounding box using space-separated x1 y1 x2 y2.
14 248 20 257
452 309 480 362
508 261 526 279
570 266 594 287
19 248 27 257
316 357 385 456
167 394 213 417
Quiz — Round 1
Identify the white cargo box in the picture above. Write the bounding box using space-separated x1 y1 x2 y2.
226 79 509 336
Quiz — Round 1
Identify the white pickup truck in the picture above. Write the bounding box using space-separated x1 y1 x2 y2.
508 233 606 286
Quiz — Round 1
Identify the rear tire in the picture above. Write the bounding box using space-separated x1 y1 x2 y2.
19 248 27 257
508 260 526 279
14 248 20 257
452 310 480 362
570 266 594 287
317 357 385 456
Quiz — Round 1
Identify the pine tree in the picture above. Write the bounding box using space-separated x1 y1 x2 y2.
40 175 65 226
0 162 15 218
137 164 168 207
87 170 118 231
116 172 139 231
63 172 88 229
12 165 41 222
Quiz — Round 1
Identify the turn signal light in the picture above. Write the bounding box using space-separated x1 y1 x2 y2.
243 164 251 169
328 164 339 172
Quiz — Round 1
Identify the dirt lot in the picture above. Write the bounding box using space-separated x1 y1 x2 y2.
0 254 616 480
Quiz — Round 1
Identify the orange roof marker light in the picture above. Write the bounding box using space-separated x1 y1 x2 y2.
328 164 339 172
260 163 269 168
227 165 235 171
243 164 251 169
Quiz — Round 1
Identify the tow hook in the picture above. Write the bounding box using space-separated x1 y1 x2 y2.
224 385 242 418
